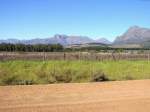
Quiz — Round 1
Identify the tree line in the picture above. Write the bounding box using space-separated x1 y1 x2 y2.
0 43 150 52
65 46 150 52
0 43 63 52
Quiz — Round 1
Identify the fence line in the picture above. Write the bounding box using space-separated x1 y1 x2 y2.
0 52 150 61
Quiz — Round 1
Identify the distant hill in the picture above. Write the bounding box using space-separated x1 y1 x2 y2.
114 26 150 46
96 38 111 44
0 39 21 44
66 42 108 49
0 35 111 46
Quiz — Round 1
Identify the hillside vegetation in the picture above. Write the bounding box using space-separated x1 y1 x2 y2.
0 60 150 85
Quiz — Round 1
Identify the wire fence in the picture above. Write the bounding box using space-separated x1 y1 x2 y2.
0 52 150 61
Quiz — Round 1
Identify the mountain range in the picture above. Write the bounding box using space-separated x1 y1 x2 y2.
0 34 111 46
1 25 150 47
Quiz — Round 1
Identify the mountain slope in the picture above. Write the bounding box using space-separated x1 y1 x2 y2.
50 35 94 45
96 38 111 44
114 26 150 45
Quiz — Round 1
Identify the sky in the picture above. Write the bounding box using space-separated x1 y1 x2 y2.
0 0 150 41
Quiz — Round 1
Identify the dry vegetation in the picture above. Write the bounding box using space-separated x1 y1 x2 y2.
0 52 150 61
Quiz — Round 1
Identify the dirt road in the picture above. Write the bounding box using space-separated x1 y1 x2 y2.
0 80 150 112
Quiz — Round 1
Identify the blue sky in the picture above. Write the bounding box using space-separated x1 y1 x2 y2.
0 0 150 41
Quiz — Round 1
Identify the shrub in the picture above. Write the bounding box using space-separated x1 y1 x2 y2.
124 75 134 80
3 76 37 85
2 75 18 85
55 74 72 83
91 71 109 82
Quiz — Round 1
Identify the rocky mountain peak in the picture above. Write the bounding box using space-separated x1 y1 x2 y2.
114 26 150 44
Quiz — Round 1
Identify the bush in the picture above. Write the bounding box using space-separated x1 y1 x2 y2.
55 74 72 83
2 76 37 85
124 75 134 80
2 75 18 85
91 71 109 82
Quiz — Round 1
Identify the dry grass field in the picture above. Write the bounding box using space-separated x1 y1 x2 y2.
1 80 150 112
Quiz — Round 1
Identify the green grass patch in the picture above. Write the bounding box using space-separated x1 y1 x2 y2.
0 60 150 85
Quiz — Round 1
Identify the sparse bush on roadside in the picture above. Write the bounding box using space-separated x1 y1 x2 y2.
124 75 134 80
2 75 38 85
47 75 56 84
2 75 18 85
54 69 73 83
72 72 90 83
55 74 72 83
91 71 109 82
